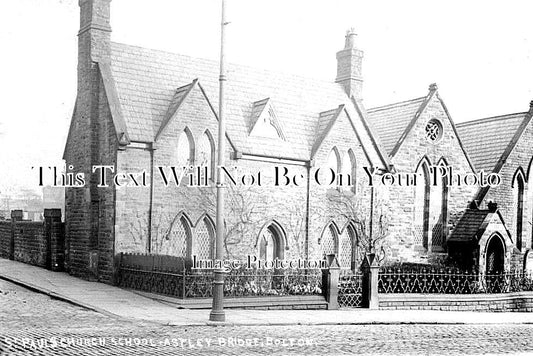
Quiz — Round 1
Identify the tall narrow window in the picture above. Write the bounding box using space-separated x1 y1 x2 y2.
327 148 341 175
321 224 338 258
414 160 430 249
339 224 357 269
430 162 448 250
195 217 214 259
161 216 192 258
514 170 525 251
198 130 215 180
177 128 194 167
258 224 285 261
341 150 357 192
324 147 341 188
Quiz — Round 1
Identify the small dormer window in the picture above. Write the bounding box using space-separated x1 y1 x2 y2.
249 98 286 140
425 119 443 143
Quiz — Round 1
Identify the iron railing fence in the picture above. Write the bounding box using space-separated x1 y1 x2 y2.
224 269 322 297
118 266 185 297
378 268 533 294
337 270 363 307
117 264 323 299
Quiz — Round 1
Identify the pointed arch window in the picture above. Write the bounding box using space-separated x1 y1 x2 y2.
258 224 285 261
177 128 194 167
198 130 215 181
341 149 357 192
514 169 525 251
324 147 341 188
339 224 357 269
195 217 214 259
160 216 192 258
321 224 338 258
431 161 449 250
327 148 341 175
414 160 430 249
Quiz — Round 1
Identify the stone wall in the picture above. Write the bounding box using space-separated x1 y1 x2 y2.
64 79 118 283
379 292 533 312
387 93 478 263
482 116 533 270
114 83 313 262
114 92 375 266
308 108 373 263
0 209 64 271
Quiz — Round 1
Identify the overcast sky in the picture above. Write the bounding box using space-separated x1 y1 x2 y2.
0 0 532 194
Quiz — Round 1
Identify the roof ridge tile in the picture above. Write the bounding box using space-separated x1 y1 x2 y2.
367 96 426 112
456 112 527 127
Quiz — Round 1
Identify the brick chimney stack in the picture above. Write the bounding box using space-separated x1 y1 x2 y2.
66 0 113 277
336 29 364 100
77 0 112 89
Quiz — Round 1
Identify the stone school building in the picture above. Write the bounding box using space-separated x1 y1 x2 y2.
63 0 533 283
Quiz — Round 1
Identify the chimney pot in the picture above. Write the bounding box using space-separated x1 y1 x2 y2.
344 28 357 49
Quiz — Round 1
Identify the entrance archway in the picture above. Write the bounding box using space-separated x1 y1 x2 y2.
485 234 505 274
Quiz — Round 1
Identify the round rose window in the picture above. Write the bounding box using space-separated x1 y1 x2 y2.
425 119 443 142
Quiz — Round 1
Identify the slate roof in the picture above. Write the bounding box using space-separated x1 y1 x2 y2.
366 97 426 155
448 209 492 243
456 113 529 173
109 42 360 161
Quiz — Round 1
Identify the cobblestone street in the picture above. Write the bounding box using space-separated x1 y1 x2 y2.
1 279 533 355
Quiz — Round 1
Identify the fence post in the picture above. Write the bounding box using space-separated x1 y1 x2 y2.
182 271 186 299
361 253 380 309
322 254 340 310
9 210 23 260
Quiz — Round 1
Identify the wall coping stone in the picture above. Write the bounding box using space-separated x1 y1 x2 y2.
380 291 533 303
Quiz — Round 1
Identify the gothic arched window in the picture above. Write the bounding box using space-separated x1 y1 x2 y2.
198 130 215 181
177 128 194 167
327 147 341 175
514 169 525 251
341 149 357 192
430 161 449 250
321 224 338 259
339 224 357 269
414 160 430 249
161 216 192 258
258 223 285 261
195 217 214 259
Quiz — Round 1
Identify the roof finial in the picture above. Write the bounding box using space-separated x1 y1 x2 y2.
529 100 533 111
429 83 438 92
344 28 357 49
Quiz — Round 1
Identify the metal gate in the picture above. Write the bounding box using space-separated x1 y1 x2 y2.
337 270 363 307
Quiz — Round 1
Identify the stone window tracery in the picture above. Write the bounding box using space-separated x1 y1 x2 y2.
425 119 443 143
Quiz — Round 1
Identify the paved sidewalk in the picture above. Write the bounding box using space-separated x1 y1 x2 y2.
1 259 533 327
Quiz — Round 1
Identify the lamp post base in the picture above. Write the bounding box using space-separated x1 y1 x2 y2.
209 310 226 322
